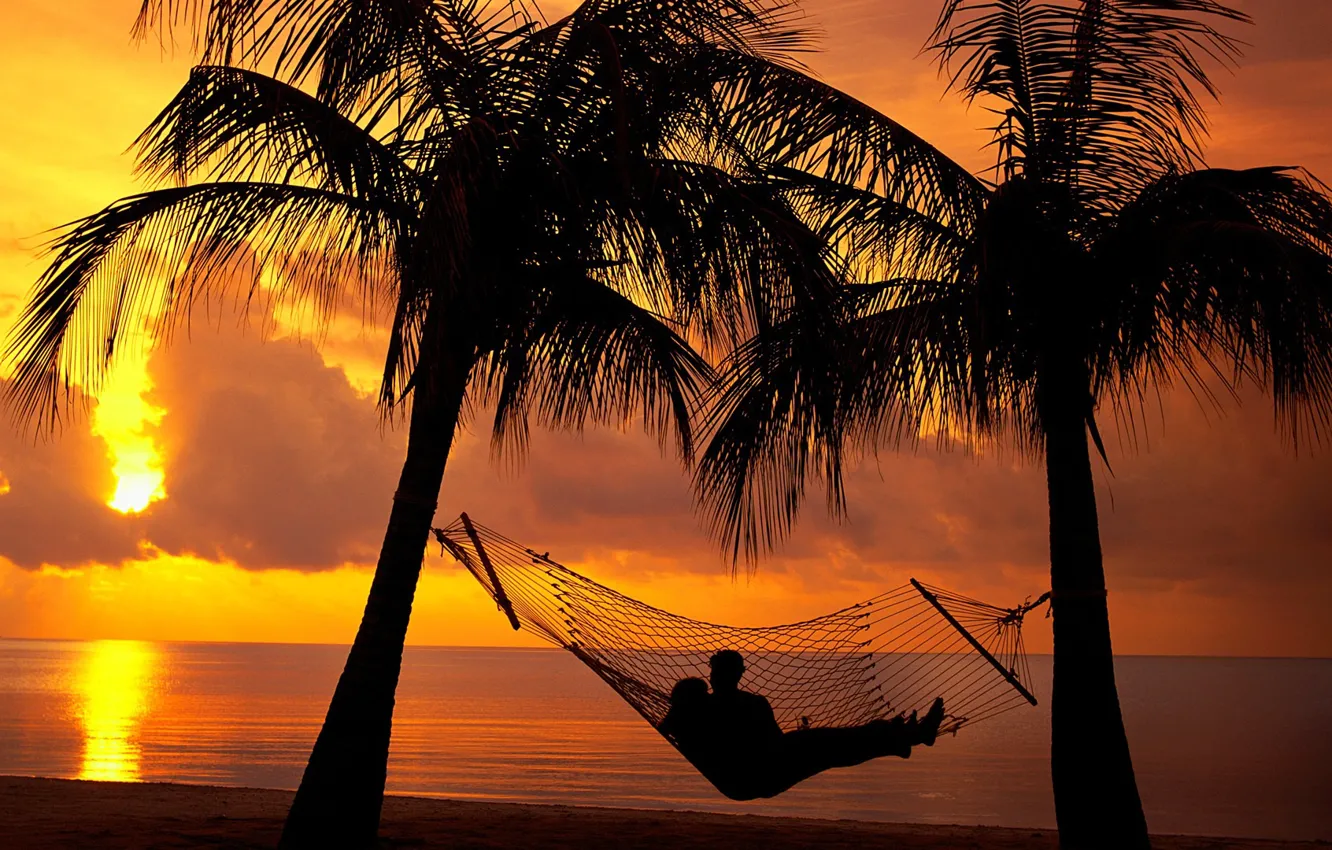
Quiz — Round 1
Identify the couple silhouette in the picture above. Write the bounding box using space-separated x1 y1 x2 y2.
661 650 945 800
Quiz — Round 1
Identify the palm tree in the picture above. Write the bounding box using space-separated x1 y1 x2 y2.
696 2 1332 847
4 1 834 846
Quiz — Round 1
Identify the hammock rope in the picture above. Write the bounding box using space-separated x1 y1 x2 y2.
433 513 1048 745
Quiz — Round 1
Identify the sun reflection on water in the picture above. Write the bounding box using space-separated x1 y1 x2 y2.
75 640 160 782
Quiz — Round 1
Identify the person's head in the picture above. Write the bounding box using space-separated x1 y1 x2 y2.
709 650 745 692
670 677 709 710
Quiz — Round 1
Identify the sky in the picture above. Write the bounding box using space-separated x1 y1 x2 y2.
0 0 1330 656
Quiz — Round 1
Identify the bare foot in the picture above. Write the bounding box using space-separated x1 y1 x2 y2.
918 697 945 746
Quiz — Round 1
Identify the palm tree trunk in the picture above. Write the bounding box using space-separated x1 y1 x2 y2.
278 346 469 849
1044 388 1150 849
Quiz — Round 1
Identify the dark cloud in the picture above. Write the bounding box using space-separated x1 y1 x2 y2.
0 317 406 571
2 314 1329 624
0 387 144 568
437 425 701 569
137 323 405 569
434 382 1332 609
435 421 1053 592
1096 390 1332 593
1226 0 1332 65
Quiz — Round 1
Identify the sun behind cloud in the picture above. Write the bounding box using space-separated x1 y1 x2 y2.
91 354 166 514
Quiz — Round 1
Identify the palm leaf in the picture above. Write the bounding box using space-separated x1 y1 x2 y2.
1092 166 1332 440
483 269 714 462
4 182 399 427
135 65 421 212
694 300 849 564
930 0 1248 219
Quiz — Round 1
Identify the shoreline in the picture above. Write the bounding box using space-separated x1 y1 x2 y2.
0 776 1322 849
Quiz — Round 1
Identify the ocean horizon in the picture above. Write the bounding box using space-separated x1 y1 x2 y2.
10 634 1332 658
0 638 1328 842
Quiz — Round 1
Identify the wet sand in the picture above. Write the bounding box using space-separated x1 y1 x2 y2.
0 776 1319 849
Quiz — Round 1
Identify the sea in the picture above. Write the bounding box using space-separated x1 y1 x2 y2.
0 639 1327 841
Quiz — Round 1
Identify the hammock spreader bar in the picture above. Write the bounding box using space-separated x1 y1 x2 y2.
910 579 1038 707
432 515 1046 746
460 512 521 631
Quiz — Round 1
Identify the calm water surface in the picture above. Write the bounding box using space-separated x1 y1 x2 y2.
0 640 1327 841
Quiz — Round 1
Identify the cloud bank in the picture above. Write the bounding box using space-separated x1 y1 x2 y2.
3 317 1330 612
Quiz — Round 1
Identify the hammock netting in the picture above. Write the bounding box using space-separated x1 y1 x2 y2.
434 514 1046 746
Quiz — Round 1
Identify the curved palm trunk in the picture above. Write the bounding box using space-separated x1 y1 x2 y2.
279 348 469 849
1044 391 1150 849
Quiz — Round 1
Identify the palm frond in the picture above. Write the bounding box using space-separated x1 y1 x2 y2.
711 51 987 229
930 0 1248 217
135 65 422 212
135 0 516 132
3 182 400 428
929 0 1073 181
482 269 714 463
693 287 848 564
776 166 974 286
133 0 264 63
840 280 980 449
1092 166 1332 442
645 160 829 344
273 0 524 126
1053 0 1248 216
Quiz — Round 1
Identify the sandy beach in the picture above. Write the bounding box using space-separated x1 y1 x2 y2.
0 776 1319 850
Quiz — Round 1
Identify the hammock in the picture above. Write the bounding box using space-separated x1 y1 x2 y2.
432 514 1047 793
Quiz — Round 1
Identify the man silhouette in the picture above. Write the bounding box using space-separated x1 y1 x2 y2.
707 649 782 763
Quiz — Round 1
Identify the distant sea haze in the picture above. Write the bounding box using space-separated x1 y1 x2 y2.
0 640 1327 841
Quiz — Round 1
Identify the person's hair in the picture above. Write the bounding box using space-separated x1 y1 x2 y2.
709 649 744 676
670 677 709 706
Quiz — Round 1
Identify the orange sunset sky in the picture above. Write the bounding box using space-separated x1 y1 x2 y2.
1 0 1329 656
